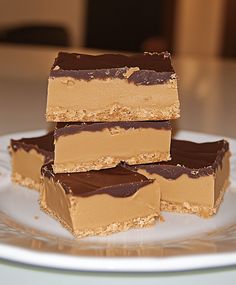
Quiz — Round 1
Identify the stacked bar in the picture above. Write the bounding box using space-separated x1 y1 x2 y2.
126 139 230 218
53 121 171 173
9 51 230 239
41 51 179 237
40 163 160 238
46 52 179 122
9 132 54 190
46 52 177 174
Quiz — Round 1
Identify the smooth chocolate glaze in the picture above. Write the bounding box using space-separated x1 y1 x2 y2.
55 121 171 140
10 132 54 163
42 163 154 198
128 139 229 179
50 52 175 85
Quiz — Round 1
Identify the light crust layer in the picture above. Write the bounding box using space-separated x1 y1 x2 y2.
46 77 179 121
54 152 170 173
46 103 179 122
40 177 160 238
54 127 171 173
11 172 41 191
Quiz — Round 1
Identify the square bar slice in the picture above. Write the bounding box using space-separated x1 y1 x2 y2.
40 163 160 238
53 121 171 173
128 139 230 218
46 52 179 122
9 132 54 191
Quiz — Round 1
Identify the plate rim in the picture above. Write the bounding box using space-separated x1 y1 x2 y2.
1 243 236 272
0 129 236 273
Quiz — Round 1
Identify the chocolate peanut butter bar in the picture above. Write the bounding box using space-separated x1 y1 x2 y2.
128 139 230 218
53 121 171 173
40 163 160 238
46 52 179 122
9 132 54 191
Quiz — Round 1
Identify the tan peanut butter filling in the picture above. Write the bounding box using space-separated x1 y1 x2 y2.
136 152 230 208
214 152 230 203
47 77 178 110
138 171 215 207
11 148 45 184
40 177 160 231
54 128 171 166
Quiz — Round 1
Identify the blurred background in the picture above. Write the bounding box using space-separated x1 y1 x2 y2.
0 0 236 137
0 0 235 57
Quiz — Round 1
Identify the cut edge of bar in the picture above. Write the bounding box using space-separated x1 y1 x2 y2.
39 198 160 238
160 179 230 218
11 172 40 191
53 152 171 173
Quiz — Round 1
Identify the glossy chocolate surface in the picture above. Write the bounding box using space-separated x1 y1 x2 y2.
42 163 154 198
55 121 171 140
50 52 175 85
129 139 229 179
10 132 54 163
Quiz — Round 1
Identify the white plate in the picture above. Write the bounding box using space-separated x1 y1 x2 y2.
0 130 236 272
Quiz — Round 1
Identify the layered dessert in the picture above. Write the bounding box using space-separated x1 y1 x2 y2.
46 52 179 122
128 139 230 218
53 121 171 173
40 163 160 238
9 132 54 190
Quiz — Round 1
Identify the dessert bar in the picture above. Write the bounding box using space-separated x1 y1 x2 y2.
46 52 179 122
128 139 230 218
53 121 171 173
40 163 160 238
9 132 54 190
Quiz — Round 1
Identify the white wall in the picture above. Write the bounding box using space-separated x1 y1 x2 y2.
0 0 87 46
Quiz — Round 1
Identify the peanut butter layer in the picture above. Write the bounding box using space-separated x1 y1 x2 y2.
53 121 171 173
46 52 179 122
9 132 54 191
40 163 160 238
127 139 230 218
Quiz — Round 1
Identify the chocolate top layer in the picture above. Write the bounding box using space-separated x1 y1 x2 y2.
50 52 175 85
10 132 54 163
55 121 171 140
129 139 229 179
42 163 154 198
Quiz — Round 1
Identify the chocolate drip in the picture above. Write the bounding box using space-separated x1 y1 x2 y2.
128 70 174 85
50 68 127 81
42 163 154 198
55 121 171 140
129 139 229 179
50 52 175 85
10 132 54 162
